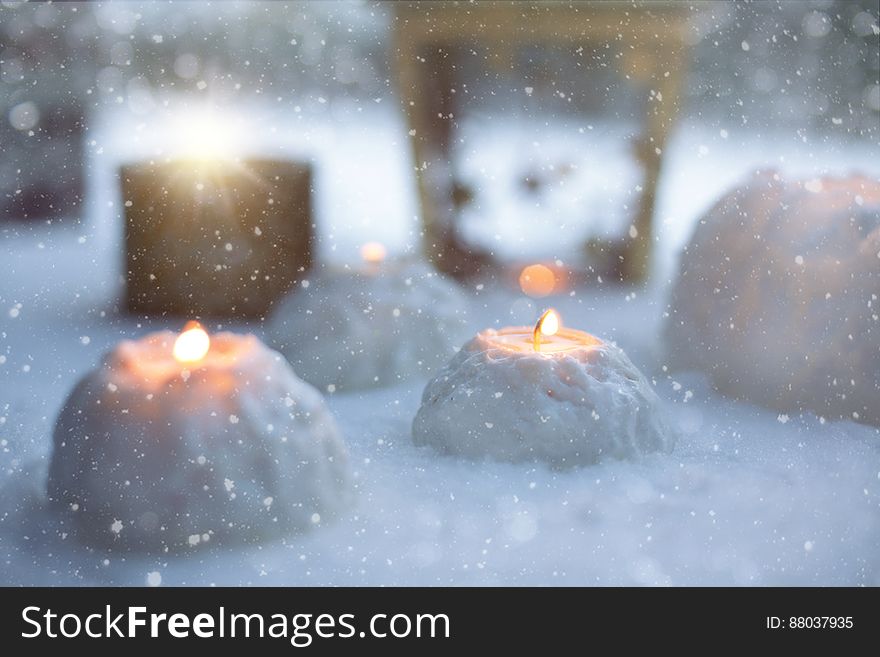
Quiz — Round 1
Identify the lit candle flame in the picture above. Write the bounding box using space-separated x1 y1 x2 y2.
360 241 387 265
533 309 559 352
173 321 210 364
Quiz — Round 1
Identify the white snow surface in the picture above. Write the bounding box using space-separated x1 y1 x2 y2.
1 107 879 585
414 331 676 466
49 331 353 551
2 284 878 585
270 261 470 391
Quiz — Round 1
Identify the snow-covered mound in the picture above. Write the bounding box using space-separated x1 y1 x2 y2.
48 332 353 551
413 330 677 467
270 261 469 391
666 171 880 424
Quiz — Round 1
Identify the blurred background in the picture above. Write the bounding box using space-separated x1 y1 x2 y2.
1 0 878 292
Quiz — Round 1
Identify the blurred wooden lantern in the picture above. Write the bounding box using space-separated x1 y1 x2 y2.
393 1 691 282
122 159 312 318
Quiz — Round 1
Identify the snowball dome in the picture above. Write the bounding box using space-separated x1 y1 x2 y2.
666 170 880 424
49 331 353 551
270 261 470 390
412 330 677 467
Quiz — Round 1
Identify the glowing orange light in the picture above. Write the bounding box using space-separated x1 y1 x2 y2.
360 242 387 265
173 321 210 363
533 309 560 352
519 264 557 298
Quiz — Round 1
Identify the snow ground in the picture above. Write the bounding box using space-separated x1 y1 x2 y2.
1 105 878 585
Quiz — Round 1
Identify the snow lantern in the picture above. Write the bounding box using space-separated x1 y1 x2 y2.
270 252 470 391
49 323 353 551
666 170 880 425
413 310 677 466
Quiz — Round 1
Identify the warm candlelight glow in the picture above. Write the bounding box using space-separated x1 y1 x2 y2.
533 309 560 352
173 321 210 363
519 264 557 297
360 241 387 265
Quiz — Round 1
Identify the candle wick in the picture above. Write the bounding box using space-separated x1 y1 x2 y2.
533 309 559 352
